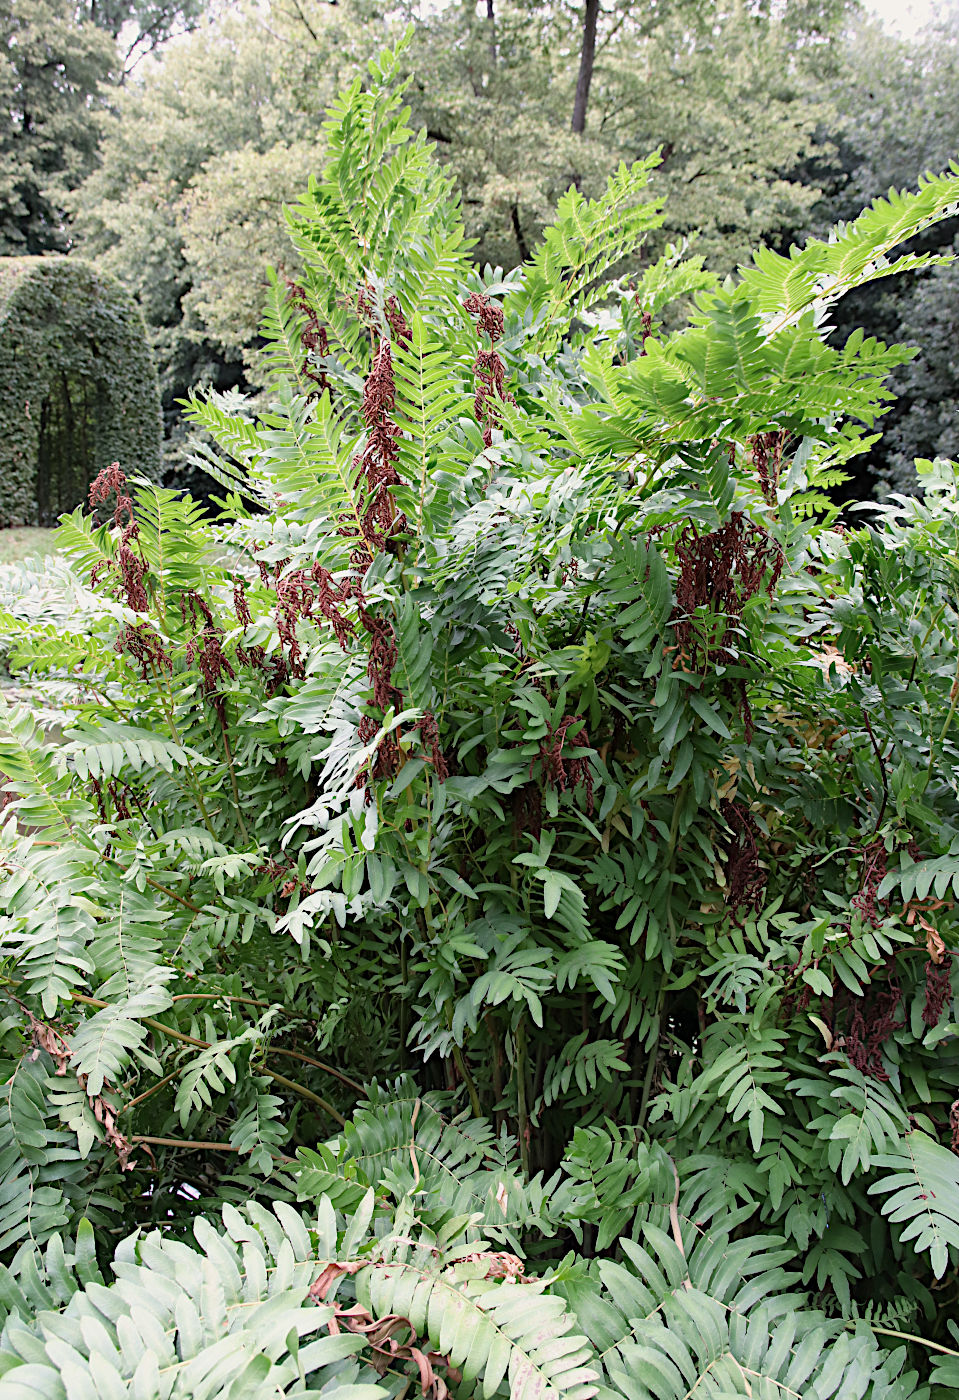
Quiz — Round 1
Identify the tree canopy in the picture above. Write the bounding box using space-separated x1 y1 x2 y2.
0 0 114 254
62 0 857 481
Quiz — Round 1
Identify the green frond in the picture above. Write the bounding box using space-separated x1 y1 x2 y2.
870 1131 959 1280
738 165 959 327
0 1196 388 1398
0 1060 121 1261
0 701 94 836
513 155 666 353
358 1230 599 1400
392 313 474 537
259 266 317 393
563 1222 917 1400
57 720 213 783
602 537 672 652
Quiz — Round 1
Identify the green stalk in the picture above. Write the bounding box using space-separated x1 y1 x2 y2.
516 1016 531 1179
399 934 409 1071
453 1045 482 1118
485 1013 505 1131
637 1020 661 1131
217 711 251 845
930 652 959 778
867 1326 958 1357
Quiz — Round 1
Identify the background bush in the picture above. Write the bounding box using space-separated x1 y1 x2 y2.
0 256 162 526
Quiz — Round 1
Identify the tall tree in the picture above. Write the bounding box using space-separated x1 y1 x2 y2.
0 0 114 253
809 8 959 494
570 0 599 132
70 1 370 476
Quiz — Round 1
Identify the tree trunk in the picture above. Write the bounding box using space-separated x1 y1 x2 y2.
510 203 529 262
571 0 600 134
487 0 497 66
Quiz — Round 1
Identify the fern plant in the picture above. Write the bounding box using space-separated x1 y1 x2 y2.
3 31 959 1394
0 1126 928 1400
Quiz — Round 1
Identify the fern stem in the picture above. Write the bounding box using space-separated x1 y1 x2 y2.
268 1046 364 1094
71 993 350 1118
131 1135 240 1152
485 1013 505 1131
637 787 686 1127
217 709 251 845
71 992 208 1047
164 994 364 1091
264 1069 346 1125
452 1044 482 1118
142 873 200 913
516 1017 531 1179
24 852 201 918
867 1326 959 1357
636 1025 660 1131
170 992 272 1006
120 1068 180 1115
931 648 959 778
399 933 409 1071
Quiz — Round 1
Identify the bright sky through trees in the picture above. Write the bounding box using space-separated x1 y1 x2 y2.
866 0 947 35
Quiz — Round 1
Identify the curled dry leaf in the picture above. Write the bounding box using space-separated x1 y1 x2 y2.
309 1266 460 1400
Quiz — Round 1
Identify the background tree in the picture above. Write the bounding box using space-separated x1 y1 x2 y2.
68 0 854 480
69 3 367 470
80 0 208 74
0 0 114 253
812 7 959 495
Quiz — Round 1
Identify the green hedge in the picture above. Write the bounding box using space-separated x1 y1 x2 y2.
0 257 162 527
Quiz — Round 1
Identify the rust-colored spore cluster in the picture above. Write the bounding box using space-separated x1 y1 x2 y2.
179 590 236 722
463 291 514 448
89 775 150 828
114 621 172 679
844 974 904 1081
89 463 150 614
285 278 331 395
751 430 790 505
923 954 954 1028
720 799 766 915
850 838 888 929
354 608 403 796
357 340 405 555
384 293 413 347
233 577 252 629
535 714 594 814
416 710 450 782
672 511 784 737
628 286 653 356
363 611 401 712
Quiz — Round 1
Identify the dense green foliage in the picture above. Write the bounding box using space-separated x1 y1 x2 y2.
0 256 162 526
0 0 114 254
815 8 959 493
5 37 959 1398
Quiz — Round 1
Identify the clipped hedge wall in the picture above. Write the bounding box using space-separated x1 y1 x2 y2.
0 258 162 527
